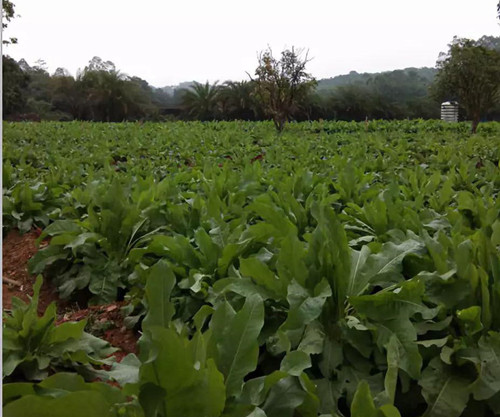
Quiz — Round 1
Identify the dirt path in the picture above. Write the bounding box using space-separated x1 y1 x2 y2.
2 229 138 355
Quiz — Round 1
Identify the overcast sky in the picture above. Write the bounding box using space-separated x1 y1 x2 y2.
3 0 499 87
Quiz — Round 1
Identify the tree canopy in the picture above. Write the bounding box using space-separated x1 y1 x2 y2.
432 37 500 133
180 81 221 121
2 0 18 44
250 47 317 131
4 37 500 124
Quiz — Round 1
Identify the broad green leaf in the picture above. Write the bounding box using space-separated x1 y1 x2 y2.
455 240 478 288
246 407 267 417
318 337 343 379
239 371 289 406
209 294 265 398
88 268 122 304
280 351 311 376
308 203 350 318
457 306 483 336
213 277 276 301
27 245 68 275
240 257 286 299
48 319 86 344
96 353 141 386
479 268 492 330
347 246 371 296
218 240 253 276
139 327 226 417
457 191 476 213
142 260 176 331
280 279 331 350
38 219 82 241
415 317 452 335
472 332 500 400
492 219 500 247
247 194 297 238
193 305 214 330
419 358 470 417
379 404 403 417
3 373 128 417
422 230 449 274
2 383 36 406
139 382 166 417
337 367 384 406
3 391 115 417
297 321 325 355
348 237 424 296
384 335 399 405
64 232 99 254
195 227 220 272
276 233 308 288
351 380 401 417
350 380 378 417
417 338 449 348
261 376 309 417
420 270 470 309
349 279 432 378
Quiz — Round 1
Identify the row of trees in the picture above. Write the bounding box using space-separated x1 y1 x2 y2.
433 36 500 133
177 68 442 123
5 41 499 130
3 56 177 121
3 0 500 131
1 54 445 124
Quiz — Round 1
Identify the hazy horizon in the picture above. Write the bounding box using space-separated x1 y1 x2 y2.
3 0 499 87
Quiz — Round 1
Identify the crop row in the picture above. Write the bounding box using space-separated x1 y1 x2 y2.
2 120 500 416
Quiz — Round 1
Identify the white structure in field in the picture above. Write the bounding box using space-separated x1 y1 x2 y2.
441 101 459 122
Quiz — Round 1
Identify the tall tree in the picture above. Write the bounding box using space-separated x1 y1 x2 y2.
432 37 500 133
2 0 17 44
249 47 316 132
2 56 29 115
77 69 129 121
50 72 82 119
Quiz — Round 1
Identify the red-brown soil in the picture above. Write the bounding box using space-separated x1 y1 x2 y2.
57 302 138 355
2 229 138 355
2 229 59 314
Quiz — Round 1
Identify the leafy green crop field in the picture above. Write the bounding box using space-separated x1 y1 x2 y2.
2 120 500 417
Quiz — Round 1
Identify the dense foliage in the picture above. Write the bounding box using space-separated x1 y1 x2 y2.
3 276 117 382
2 0 499 125
3 55 445 123
2 0 18 45
4 34 500 125
433 37 500 133
2 56 172 122
2 120 500 416
250 47 316 131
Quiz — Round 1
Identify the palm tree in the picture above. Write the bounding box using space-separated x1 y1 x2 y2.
180 81 221 121
220 81 260 120
50 74 83 119
77 69 138 122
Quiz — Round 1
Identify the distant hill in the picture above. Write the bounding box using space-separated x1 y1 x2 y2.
316 67 438 91
160 67 438 94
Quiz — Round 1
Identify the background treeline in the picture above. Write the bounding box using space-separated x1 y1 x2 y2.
3 35 500 122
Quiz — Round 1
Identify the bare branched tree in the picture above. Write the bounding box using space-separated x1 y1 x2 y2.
249 47 316 132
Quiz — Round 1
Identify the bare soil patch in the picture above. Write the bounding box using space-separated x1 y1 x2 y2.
3 229 139 356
